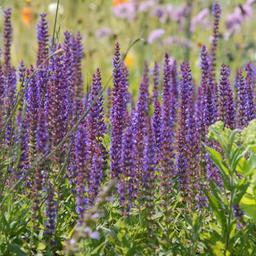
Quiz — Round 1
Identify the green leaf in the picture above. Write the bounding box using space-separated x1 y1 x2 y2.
233 179 250 205
227 129 240 153
90 241 106 255
230 147 245 172
205 146 230 188
7 243 26 256
205 187 226 234
240 193 256 220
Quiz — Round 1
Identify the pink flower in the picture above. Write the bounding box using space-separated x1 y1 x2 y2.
226 2 253 35
168 4 191 23
139 0 156 12
190 8 210 32
95 27 112 39
151 5 169 23
164 36 192 48
147 29 165 44
112 2 136 21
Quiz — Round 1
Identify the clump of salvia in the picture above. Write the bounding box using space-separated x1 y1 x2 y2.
0 2 255 242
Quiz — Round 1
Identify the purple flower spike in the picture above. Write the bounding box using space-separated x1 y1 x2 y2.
120 122 134 212
18 61 26 84
171 60 179 100
32 167 43 229
132 63 149 199
13 63 28 178
122 63 130 127
3 8 12 69
87 69 106 142
143 117 156 201
45 182 57 236
245 63 255 122
0 65 5 131
27 66 39 163
75 122 88 219
110 42 127 178
197 47 221 186
153 99 162 165
106 87 112 120
36 13 49 109
153 62 160 104
211 2 221 74
209 3 222 111
63 32 76 125
37 106 49 155
207 73 218 126
218 64 235 129
16 114 29 179
186 81 200 203
160 54 175 202
177 62 194 197
89 143 104 204
236 69 250 128
37 13 49 67
198 46 210 139
4 68 17 148
86 69 107 203
72 32 84 116
46 47 68 157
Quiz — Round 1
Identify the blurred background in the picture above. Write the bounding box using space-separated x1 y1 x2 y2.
0 0 255 87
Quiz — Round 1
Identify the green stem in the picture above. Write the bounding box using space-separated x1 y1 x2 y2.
52 0 60 47
224 177 234 255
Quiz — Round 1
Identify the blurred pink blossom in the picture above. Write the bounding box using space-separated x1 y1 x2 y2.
95 27 112 39
112 2 136 21
226 1 254 36
147 29 165 44
168 4 191 24
164 36 192 48
139 0 156 12
247 0 256 5
151 5 168 23
190 8 210 32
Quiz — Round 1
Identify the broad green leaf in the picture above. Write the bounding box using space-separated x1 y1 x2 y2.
205 146 230 188
205 146 229 176
240 193 256 220
230 147 245 172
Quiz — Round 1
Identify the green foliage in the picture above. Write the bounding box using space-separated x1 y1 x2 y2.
204 121 256 255
1 120 256 255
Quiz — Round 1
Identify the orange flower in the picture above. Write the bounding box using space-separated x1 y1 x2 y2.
22 6 33 26
112 0 128 7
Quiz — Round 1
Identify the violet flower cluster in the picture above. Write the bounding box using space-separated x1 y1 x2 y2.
1 4 256 238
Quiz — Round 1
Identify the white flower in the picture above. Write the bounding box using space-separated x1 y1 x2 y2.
48 2 64 15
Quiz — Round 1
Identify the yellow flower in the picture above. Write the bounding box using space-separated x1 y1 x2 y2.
124 52 135 69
